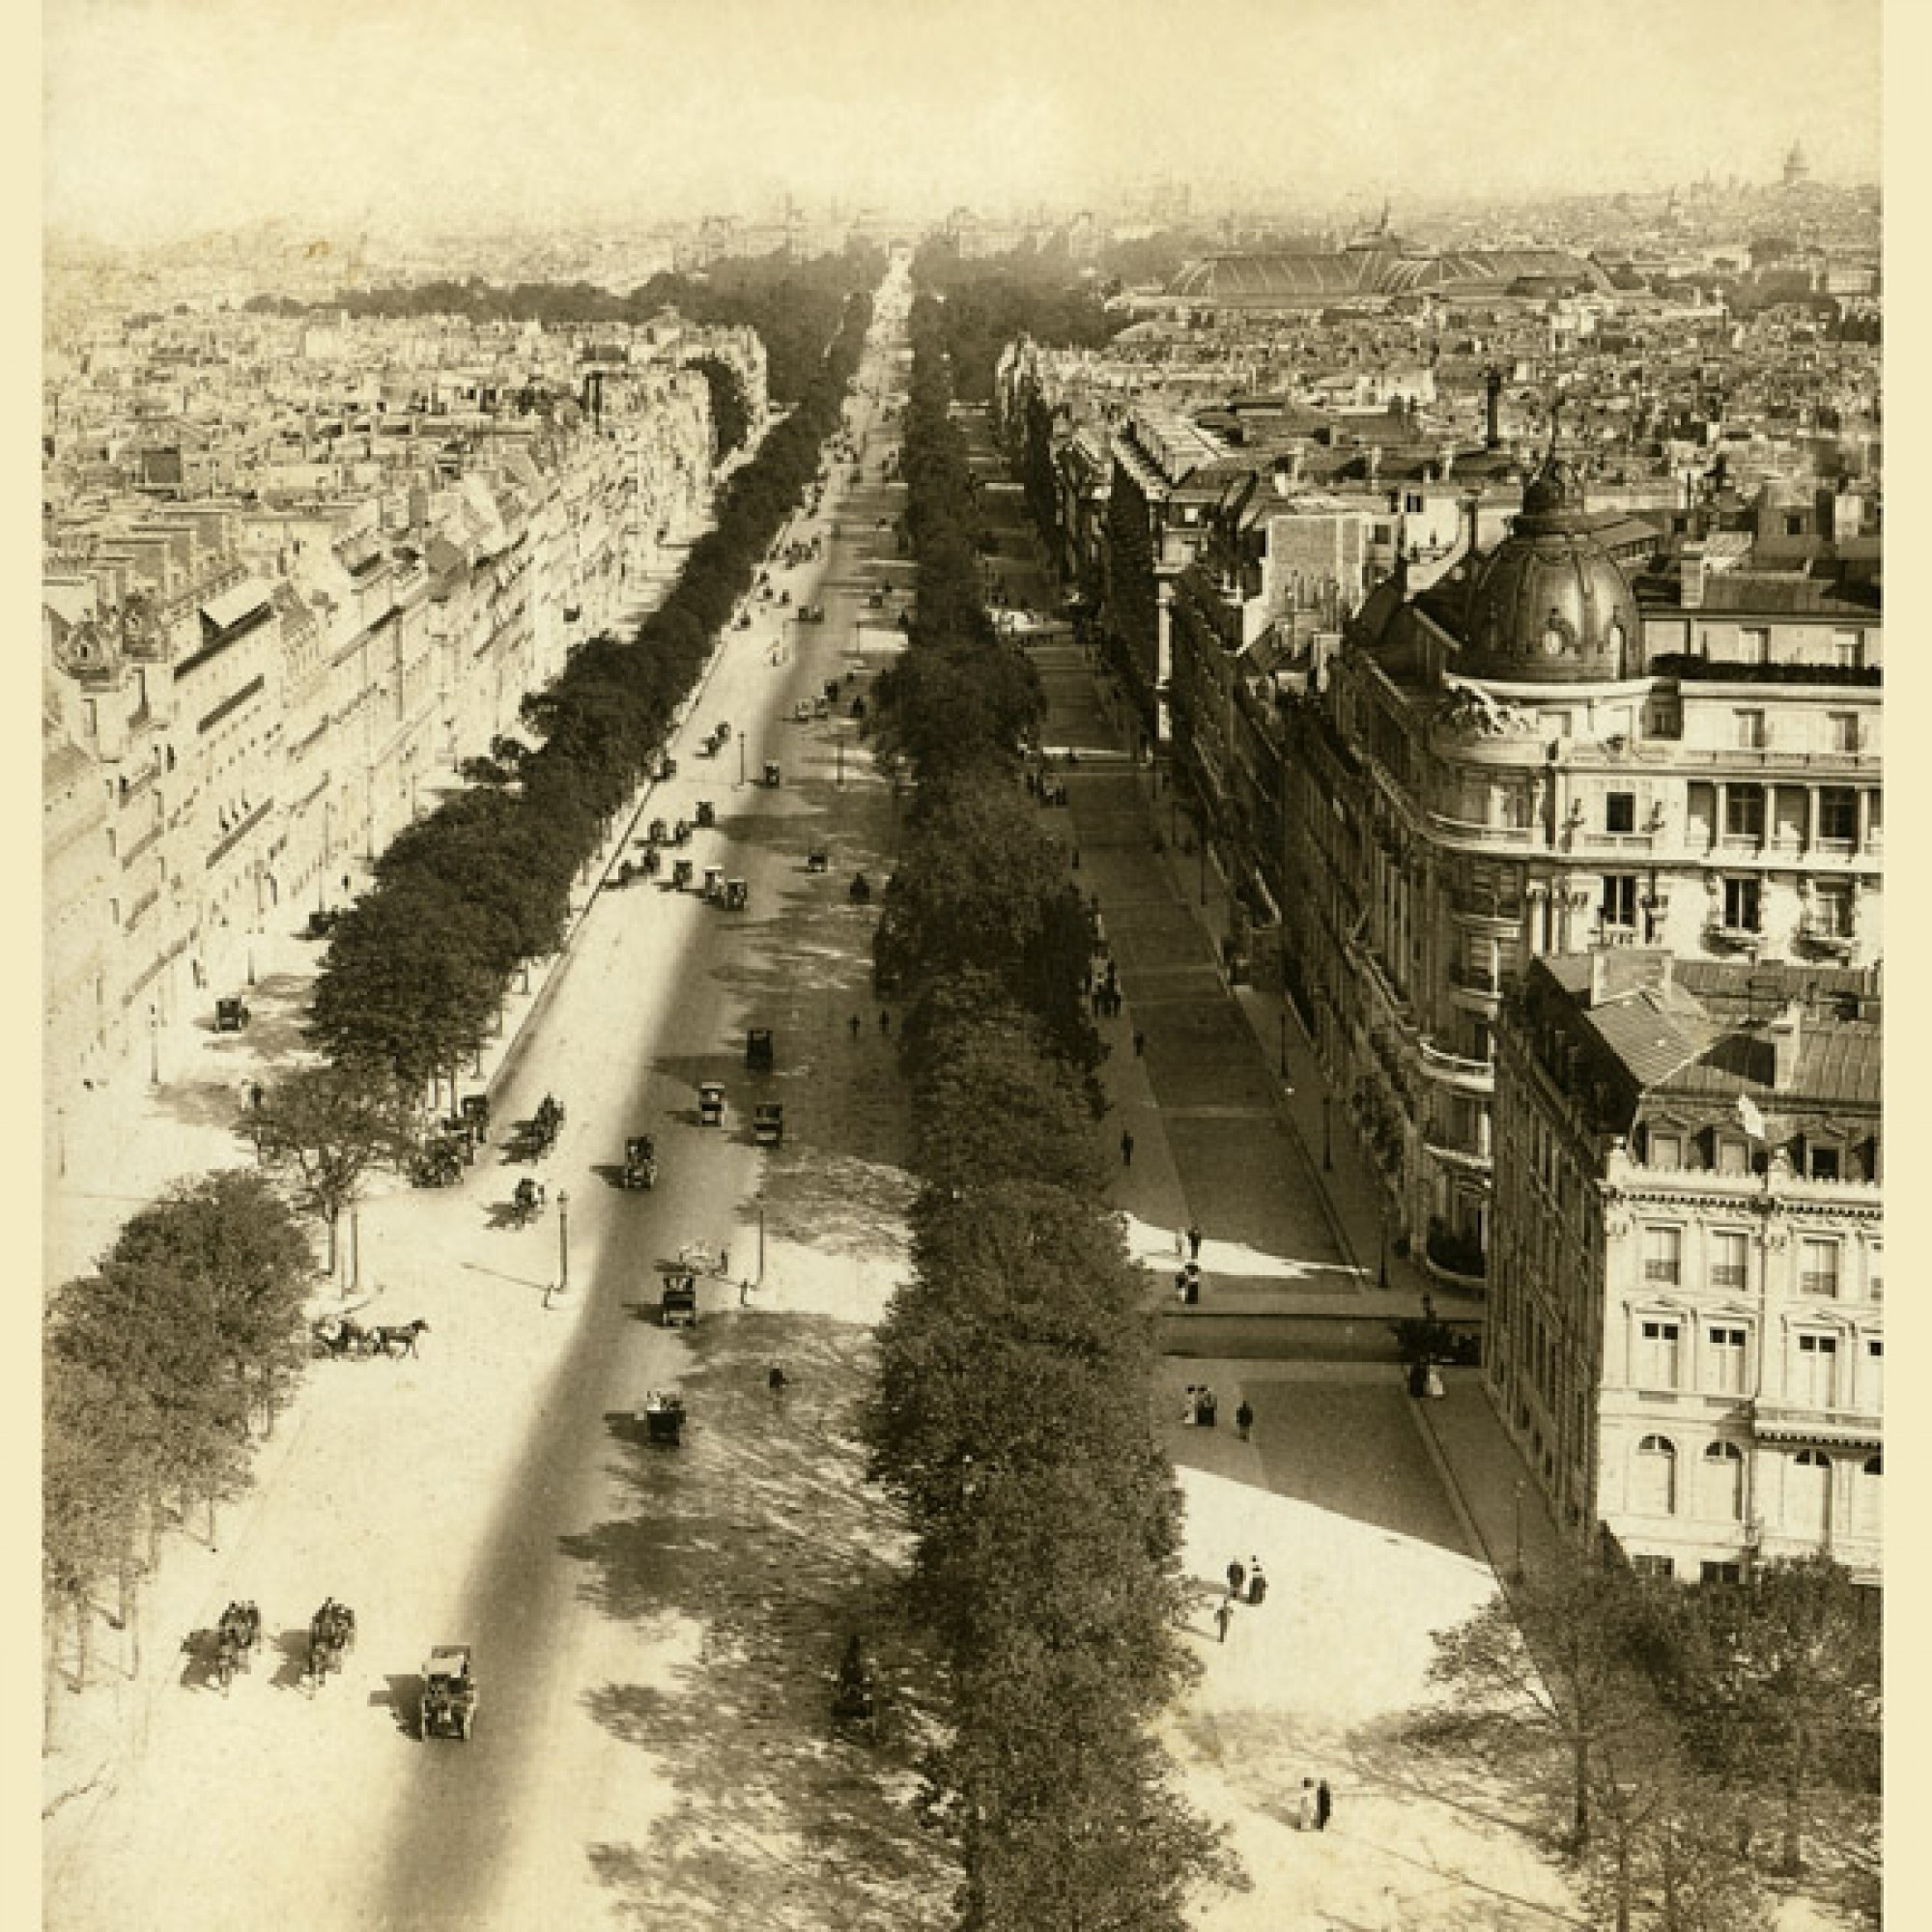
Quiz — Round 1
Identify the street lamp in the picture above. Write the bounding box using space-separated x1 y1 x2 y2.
556 1188 572 1297
149 1004 161 1086
756 1191 767 1285
738 736 747 788
1513 1478 1526 1581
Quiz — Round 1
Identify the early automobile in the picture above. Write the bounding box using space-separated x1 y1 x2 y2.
807 847 830 874
702 865 725 902
638 1388 687 1446
753 1102 784 1148
698 1081 725 1126
421 1646 476 1741
724 878 748 911
647 816 669 844
459 1094 490 1141
793 698 814 723
660 1274 698 1328
214 996 250 1033
745 1028 775 1072
763 761 781 787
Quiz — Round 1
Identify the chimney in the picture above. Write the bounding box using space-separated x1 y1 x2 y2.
1484 368 1502 449
1460 490 1483 559
1767 1000 1804 1091
1679 539 1707 610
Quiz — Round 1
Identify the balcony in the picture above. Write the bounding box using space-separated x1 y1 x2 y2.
1449 887 1525 927
1418 1037 1494 1094
1427 809 1540 851
1747 1399 1881 1453
1796 919 1857 958
1703 922 1763 954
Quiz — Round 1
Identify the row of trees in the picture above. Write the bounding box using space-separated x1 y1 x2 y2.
309 286 875 1102
1427 1549 1881 1929
45 1174 314 1719
861 294 1226 1928
269 242 887 407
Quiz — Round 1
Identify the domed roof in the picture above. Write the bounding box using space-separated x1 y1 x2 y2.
1461 452 1639 684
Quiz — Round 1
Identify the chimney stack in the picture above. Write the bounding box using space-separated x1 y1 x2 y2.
1767 1000 1804 1091
1680 539 1707 610
1484 368 1502 449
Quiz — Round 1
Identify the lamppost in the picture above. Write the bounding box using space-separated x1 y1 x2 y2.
149 1004 161 1086
556 1188 572 1298
756 1190 767 1285
1513 1478 1526 1580
738 736 747 788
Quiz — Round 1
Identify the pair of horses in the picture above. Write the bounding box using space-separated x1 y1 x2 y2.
306 1598 357 1690
312 1315 430 1360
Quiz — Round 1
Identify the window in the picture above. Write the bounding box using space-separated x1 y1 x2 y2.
1605 791 1636 834
1638 1317 1683 1388
1631 1553 1676 1577
1648 1130 1682 1171
1602 874 1638 928
1867 1244 1882 1302
1795 1333 1840 1407
1643 1227 1683 1285
1828 712 1862 753
1854 1455 1882 1538
1717 1137 1750 1177
1542 711 1572 739
1734 708 1767 749
1800 1238 1841 1295
1789 1448 1833 1538
1706 1324 1748 1395
1741 628 1770 666
1817 788 1858 842
1701 1560 1745 1584
1811 881 1855 937
1863 1339 1883 1410
1805 1144 1840 1182
1634 1436 1679 1514
1832 631 1862 669
1724 784 1766 838
1702 1440 1746 1518
1710 1231 1748 1292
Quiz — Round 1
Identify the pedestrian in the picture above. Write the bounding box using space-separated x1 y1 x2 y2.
1070 847 1081 871
1120 1129 1135 1168
1196 1386 1217 1428
1246 1560 1266 1606
249 1081 264 1111
1226 1557 1247 1598
1175 1269 1191 1306
1134 1030 1148 1059
1297 1777 1318 1831
849 1012 862 1039
739 1277 753 1308
1187 1224 1203 1261
1214 1596 1236 1644
1235 1398 1255 1441
768 1363 789 1399
879 1009 891 1037
1315 1778 1332 1831
1181 1385 1198 1426
1174 1225 1187 1260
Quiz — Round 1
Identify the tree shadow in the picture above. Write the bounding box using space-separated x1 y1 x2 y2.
560 1310 952 1928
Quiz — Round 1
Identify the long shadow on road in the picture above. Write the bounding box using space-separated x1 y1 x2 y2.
564 1311 952 1930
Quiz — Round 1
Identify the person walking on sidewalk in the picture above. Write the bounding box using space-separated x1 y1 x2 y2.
1135 1029 1148 1059
1226 1558 1247 1599
1187 1224 1203 1261
1246 1560 1266 1606
1120 1128 1135 1168
1235 1398 1255 1442
1297 1778 1319 1831
1315 1778 1332 1831
1214 1595 1236 1645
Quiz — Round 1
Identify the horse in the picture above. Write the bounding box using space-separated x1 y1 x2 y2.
312 1316 372 1359
368 1319 429 1358
512 1178 542 1225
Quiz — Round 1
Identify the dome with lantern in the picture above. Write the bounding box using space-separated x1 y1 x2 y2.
1459 445 1639 684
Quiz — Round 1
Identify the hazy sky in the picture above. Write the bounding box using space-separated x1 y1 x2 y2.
44 0 1883 242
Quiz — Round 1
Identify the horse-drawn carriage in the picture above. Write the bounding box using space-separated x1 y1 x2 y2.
421 1646 476 1741
623 1135 657 1191
212 1600 262 1692
306 1598 356 1691
849 872 872 905
313 1313 378 1359
639 843 662 879
702 865 725 903
807 846 830 874
412 1133 466 1188
613 859 637 889
763 761 782 788
214 996 250 1033
460 1094 490 1142
698 1081 726 1126
528 1094 564 1155
647 816 669 845
754 1103 784 1148
724 878 749 912
660 1273 698 1328
696 799 716 829
671 857 694 891
638 1389 688 1445
512 1176 549 1226
746 1029 775 1072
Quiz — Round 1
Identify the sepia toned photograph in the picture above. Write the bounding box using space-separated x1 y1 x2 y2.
40 3 1887 1926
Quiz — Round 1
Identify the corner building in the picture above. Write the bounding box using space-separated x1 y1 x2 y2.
1286 454 1881 1269
1492 952 1881 1584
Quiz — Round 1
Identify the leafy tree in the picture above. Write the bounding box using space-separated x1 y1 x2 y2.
249 1063 415 1272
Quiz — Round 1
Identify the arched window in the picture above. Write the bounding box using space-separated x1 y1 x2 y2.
1634 1435 1678 1515
1702 1440 1745 1520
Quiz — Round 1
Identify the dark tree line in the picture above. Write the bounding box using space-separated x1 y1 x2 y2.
44 1173 313 1727
861 292 1227 1930
310 287 874 1103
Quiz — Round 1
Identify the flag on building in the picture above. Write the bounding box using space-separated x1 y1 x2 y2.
1736 1093 1767 1141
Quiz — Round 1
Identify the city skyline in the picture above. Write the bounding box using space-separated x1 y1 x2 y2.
46 0 1882 247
